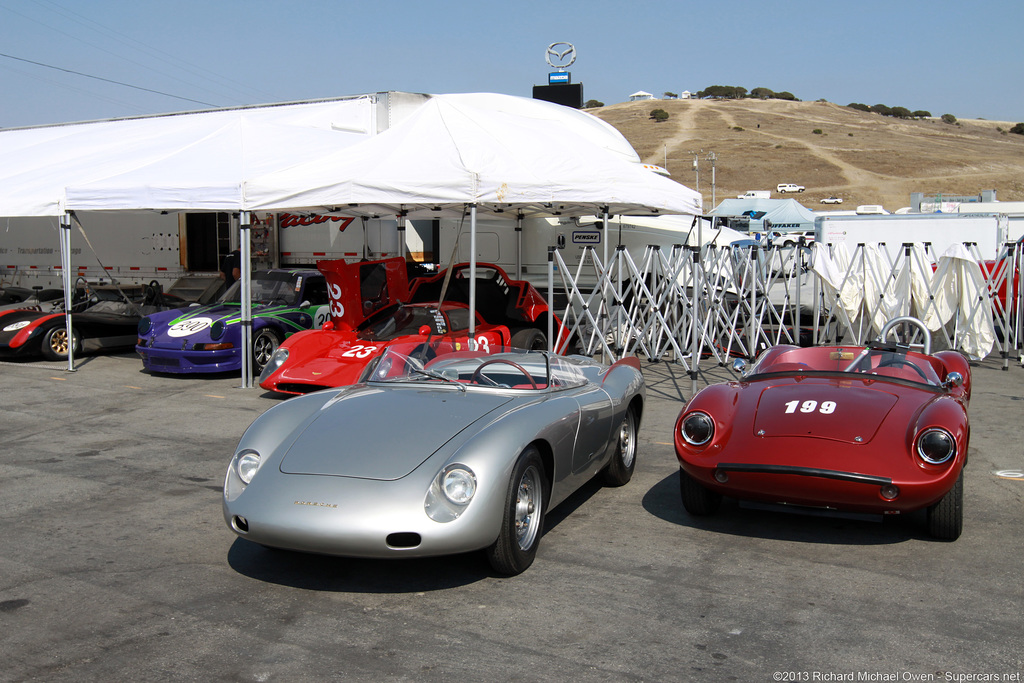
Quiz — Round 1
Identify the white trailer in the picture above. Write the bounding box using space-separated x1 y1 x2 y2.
953 202 1024 243
1 211 188 289
0 209 424 291
434 213 707 288
815 212 1010 261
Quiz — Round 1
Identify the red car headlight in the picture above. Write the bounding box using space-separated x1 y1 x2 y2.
916 428 956 465
680 411 714 447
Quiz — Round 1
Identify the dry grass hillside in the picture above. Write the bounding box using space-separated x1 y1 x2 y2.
590 99 1024 211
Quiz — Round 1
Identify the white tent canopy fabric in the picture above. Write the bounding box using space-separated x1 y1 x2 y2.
2 92 700 219
243 94 702 217
0 96 380 217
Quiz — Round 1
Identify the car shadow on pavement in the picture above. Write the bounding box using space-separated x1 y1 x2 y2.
641 471 929 545
227 538 492 591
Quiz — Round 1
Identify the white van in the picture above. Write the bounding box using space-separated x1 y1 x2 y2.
737 190 771 199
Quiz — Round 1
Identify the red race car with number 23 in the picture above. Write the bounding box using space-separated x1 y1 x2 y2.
259 259 567 395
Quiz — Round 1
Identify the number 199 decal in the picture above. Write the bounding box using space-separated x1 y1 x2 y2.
784 400 836 414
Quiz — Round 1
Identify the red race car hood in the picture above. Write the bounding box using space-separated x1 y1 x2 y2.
278 387 513 480
752 381 900 444
271 340 386 389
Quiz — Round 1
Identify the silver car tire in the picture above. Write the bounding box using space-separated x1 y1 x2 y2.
252 328 281 373
486 447 547 576
601 406 637 487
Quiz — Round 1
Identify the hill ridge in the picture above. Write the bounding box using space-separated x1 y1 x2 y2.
590 99 1024 210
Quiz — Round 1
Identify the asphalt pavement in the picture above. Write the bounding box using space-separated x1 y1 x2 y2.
0 350 1021 682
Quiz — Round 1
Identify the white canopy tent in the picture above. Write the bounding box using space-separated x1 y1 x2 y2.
3 92 701 385
2 95 383 216
241 94 701 383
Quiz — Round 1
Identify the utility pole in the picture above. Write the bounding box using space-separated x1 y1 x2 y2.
689 150 701 195
706 151 718 208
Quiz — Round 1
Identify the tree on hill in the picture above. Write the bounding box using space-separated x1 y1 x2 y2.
870 104 893 116
941 113 958 124
698 85 748 99
890 106 913 119
583 99 604 109
848 103 871 112
774 91 798 101
649 108 670 122
751 87 775 99
913 110 932 118
1010 123 1024 135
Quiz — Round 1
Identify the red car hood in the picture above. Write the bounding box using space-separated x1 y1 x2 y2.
751 382 899 444
278 388 513 480
262 334 387 391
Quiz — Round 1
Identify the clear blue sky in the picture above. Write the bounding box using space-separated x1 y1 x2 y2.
1 0 1021 128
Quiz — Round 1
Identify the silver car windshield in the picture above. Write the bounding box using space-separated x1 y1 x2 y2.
364 342 588 390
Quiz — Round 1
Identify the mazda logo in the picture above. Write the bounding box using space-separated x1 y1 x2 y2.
545 42 576 69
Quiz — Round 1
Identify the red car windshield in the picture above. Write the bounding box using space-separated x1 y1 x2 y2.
749 344 943 386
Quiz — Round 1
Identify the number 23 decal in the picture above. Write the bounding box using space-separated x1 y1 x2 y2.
784 400 836 414
341 344 378 358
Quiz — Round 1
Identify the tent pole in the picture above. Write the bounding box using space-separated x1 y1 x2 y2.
547 246 554 353
59 212 75 372
397 209 408 260
239 211 253 388
469 204 477 342
515 212 524 280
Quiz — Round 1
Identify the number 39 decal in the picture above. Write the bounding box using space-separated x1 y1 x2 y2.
784 400 837 414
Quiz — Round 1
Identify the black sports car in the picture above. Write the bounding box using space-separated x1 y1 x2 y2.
0 281 186 361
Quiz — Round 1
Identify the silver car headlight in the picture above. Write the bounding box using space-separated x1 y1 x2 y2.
442 467 477 504
258 347 289 383
236 449 263 484
425 464 477 523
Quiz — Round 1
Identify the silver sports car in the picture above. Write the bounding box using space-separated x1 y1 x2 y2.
224 342 645 575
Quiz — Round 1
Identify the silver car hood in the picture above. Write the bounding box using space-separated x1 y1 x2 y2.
278 387 514 480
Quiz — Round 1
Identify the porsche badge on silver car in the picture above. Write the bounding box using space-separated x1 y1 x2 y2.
223 342 645 575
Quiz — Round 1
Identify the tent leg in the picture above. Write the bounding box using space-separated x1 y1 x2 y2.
547 247 555 353
240 212 253 389
515 212 524 280
469 204 477 342
60 213 75 372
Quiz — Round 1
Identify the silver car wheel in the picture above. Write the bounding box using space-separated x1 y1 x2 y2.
514 464 543 551
619 409 636 470
600 406 638 487
486 447 547 576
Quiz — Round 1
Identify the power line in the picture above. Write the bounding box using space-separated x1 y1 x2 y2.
0 51 218 107
23 0 281 104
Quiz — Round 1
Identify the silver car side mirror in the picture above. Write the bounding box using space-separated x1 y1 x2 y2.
732 358 748 376
942 372 963 390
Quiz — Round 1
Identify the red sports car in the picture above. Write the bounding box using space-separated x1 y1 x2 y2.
259 259 567 395
674 318 971 539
